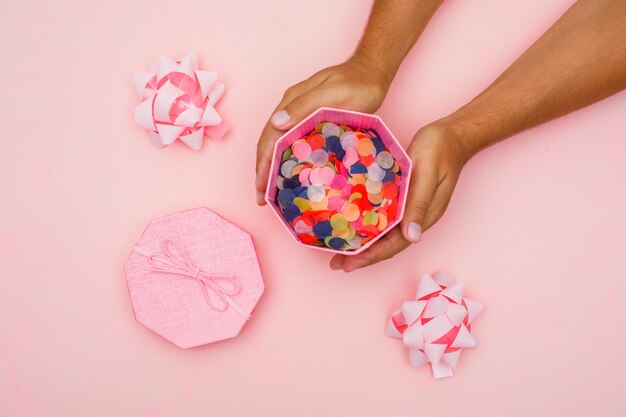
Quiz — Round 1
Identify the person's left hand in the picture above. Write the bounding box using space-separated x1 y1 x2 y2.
330 124 470 272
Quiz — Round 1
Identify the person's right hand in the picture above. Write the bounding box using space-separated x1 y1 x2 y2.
255 58 390 205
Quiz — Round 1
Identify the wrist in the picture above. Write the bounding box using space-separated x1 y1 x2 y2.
430 111 494 162
348 47 397 94
421 119 476 165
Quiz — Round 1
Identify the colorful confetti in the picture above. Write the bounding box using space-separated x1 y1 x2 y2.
275 122 403 251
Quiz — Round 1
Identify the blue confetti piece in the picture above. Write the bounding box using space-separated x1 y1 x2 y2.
382 170 396 183
372 135 385 154
293 186 308 198
313 220 332 238
350 162 368 174
326 135 341 153
278 189 295 207
283 203 301 222
283 177 301 189
328 237 345 249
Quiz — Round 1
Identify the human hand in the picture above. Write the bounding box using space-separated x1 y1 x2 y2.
255 57 391 205
330 124 471 272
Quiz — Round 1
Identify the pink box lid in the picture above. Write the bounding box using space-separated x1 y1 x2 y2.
123 207 264 348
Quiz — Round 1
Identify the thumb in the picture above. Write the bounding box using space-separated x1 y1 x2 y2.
401 167 437 243
270 87 338 130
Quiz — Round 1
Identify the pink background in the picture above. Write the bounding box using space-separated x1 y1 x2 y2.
1 0 625 416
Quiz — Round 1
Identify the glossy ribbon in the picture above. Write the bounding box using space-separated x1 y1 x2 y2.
385 272 483 379
133 239 250 320
133 53 228 150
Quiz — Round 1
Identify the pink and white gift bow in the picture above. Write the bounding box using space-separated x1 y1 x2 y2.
133 53 228 150
132 239 250 320
385 272 483 379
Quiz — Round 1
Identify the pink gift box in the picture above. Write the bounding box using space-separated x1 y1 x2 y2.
265 107 412 256
123 208 264 348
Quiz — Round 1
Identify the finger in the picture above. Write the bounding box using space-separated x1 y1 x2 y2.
421 175 458 231
341 227 410 272
255 122 284 205
329 254 346 270
255 80 323 205
401 165 438 243
270 86 347 131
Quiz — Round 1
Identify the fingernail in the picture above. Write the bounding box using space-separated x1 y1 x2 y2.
330 256 345 270
270 110 291 128
256 191 265 205
406 222 422 243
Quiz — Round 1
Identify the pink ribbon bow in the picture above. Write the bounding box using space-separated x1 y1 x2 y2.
133 53 228 150
385 272 483 379
132 239 250 320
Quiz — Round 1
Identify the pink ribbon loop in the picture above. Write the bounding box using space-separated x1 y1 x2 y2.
132 239 250 320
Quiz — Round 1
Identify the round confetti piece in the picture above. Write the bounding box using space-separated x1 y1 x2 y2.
341 184 353 199
340 131 358 149
332 227 350 239
280 159 297 178
292 140 312 160
356 138 375 156
327 237 345 250
331 174 347 189
358 196 374 211
307 185 325 202
330 213 349 232
349 192 363 203
328 196 344 212
368 192 384 205
360 225 380 237
365 179 382 194
299 233 318 245
326 188 342 199
298 167 312 185
308 134 326 150
359 154 375 167
283 204 300 222
310 196 329 211
342 203 360 222
282 148 293 161
293 197 310 211
321 122 341 138
309 168 323 186
381 182 399 199
313 211 331 223
313 221 332 237
350 173 367 185
371 136 386 154
382 170 396 183
386 200 398 220
367 163 386 182
345 226 357 241
319 166 335 186
376 151 394 169
294 220 311 234
350 162 368 175
310 149 329 167
362 211 378 226
377 212 388 231
291 164 306 177
343 147 359 166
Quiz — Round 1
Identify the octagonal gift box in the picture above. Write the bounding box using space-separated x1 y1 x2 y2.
123 207 264 348
264 107 412 256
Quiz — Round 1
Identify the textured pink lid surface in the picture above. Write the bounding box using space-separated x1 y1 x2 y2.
265 107 412 255
123 207 264 348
